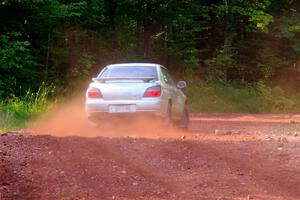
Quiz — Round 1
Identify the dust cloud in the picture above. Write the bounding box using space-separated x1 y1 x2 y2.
29 96 184 138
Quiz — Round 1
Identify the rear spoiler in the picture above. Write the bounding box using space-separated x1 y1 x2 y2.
92 77 157 82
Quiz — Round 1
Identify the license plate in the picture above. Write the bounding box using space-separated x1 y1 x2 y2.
108 105 136 113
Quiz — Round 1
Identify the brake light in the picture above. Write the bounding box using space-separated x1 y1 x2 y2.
144 85 161 97
87 87 102 98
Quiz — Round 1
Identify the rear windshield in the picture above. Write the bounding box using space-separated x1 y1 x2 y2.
99 66 158 79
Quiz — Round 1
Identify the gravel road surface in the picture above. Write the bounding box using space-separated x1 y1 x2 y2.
1 114 300 200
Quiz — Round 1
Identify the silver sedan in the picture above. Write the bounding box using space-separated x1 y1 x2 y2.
85 63 189 128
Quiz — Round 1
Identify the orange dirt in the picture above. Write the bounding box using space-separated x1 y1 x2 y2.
1 111 300 200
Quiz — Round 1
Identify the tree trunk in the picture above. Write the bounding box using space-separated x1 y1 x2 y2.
163 23 172 67
223 0 230 46
143 19 151 60
137 19 142 55
223 0 230 82
107 0 117 48
45 23 51 81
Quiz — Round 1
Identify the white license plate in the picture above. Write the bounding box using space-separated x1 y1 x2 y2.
108 105 136 113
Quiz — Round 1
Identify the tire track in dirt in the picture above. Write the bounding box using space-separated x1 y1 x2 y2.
1 113 300 200
196 141 300 199
85 138 191 199
37 136 182 199
140 138 300 200
94 137 237 200
2 134 299 200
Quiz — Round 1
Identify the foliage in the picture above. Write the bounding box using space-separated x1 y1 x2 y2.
1 0 300 116
0 32 37 98
0 84 55 131
205 45 237 83
186 80 297 113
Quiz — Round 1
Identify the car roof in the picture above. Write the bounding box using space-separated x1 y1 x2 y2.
106 63 160 68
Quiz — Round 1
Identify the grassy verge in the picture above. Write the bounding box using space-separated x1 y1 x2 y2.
1 79 300 132
186 81 300 113
0 84 55 132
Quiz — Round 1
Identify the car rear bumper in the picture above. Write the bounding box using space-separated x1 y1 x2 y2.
86 111 162 125
85 98 165 119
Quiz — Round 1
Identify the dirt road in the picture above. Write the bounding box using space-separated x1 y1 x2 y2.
1 114 300 200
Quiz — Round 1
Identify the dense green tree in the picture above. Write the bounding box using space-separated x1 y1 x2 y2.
0 32 36 97
1 0 300 98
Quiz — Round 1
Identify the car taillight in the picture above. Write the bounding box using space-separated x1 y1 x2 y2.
144 85 161 97
87 87 102 98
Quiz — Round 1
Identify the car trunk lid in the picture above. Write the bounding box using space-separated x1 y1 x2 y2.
95 80 158 100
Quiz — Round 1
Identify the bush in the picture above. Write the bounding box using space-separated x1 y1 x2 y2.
186 79 299 113
0 84 55 131
0 32 38 98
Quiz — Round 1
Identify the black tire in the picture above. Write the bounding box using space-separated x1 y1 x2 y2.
179 105 189 129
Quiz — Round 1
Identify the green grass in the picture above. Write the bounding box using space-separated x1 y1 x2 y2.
1 79 300 132
186 81 300 113
0 84 55 132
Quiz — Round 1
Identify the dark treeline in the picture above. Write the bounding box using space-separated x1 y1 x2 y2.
1 0 300 98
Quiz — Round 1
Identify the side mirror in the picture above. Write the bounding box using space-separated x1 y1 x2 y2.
92 77 97 82
176 81 187 89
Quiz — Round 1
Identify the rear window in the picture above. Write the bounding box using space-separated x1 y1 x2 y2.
99 66 158 79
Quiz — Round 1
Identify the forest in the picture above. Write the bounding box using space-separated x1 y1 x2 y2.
1 0 300 129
